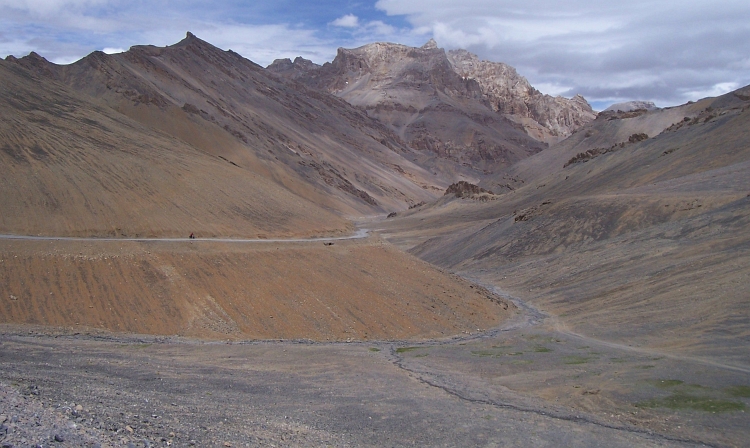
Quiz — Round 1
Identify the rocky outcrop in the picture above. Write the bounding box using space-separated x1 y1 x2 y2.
445 181 493 197
268 41 549 178
447 49 596 142
292 41 486 105
267 57 320 79
604 101 658 112
268 40 596 177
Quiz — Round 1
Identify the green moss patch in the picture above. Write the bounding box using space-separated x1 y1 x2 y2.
726 385 750 398
470 350 497 357
637 393 745 413
511 360 533 365
396 346 423 354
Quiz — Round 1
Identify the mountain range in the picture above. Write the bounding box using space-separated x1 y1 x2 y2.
1 31 749 446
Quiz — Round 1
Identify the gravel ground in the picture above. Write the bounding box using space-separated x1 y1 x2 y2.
0 332 723 448
0 381 117 448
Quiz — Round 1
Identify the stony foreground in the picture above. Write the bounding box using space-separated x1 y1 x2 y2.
1 316 747 447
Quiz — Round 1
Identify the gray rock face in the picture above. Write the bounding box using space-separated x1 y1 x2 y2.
267 40 597 176
603 101 658 112
266 57 320 79
447 49 596 142
268 41 553 177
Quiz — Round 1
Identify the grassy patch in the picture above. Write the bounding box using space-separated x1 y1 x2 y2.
635 365 655 369
637 393 745 413
533 346 552 353
368 347 380 352
414 354 429 358
563 355 592 365
396 347 422 354
726 385 750 398
471 350 497 357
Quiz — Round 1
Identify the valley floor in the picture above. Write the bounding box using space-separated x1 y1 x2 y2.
0 224 748 447
1 288 748 447
2 322 743 448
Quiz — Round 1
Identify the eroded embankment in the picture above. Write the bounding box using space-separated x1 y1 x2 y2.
0 237 513 341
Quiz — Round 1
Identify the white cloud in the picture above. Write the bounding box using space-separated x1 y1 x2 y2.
533 82 573 97
3 0 748 106
0 3 339 67
331 14 359 28
187 24 334 67
0 0 111 16
330 14 399 40
101 47 125 54
681 82 740 101
376 0 750 106
365 20 396 36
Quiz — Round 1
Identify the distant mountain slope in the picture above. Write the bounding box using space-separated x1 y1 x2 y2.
0 60 349 238
270 40 544 180
269 40 594 180
383 85 750 361
8 33 446 218
446 49 596 143
493 91 741 190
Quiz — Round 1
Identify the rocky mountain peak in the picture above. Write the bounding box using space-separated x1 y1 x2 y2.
267 39 597 173
422 38 439 50
447 49 595 142
603 101 658 113
267 56 320 79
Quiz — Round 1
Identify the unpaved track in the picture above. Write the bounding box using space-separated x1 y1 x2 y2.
485 284 750 375
0 228 369 243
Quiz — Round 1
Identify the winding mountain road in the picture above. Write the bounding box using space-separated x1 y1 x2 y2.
0 228 370 243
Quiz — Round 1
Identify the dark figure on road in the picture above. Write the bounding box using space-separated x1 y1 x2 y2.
189 232 195 239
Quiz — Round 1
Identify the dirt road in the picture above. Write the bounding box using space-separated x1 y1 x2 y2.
0 228 370 243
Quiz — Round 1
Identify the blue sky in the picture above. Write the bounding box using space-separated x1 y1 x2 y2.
2 1 749 110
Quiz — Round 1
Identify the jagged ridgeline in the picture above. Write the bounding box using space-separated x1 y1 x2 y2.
268 39 596 180
1 32 456 237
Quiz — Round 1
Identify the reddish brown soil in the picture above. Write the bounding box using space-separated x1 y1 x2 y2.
0 237 512 341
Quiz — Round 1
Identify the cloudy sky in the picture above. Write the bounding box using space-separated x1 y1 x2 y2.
1 0 748 110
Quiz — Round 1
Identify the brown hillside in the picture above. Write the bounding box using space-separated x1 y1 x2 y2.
0 60 348 238
10 33 445 215
0 35 514 341
380 85 750 364
0 237 512 341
